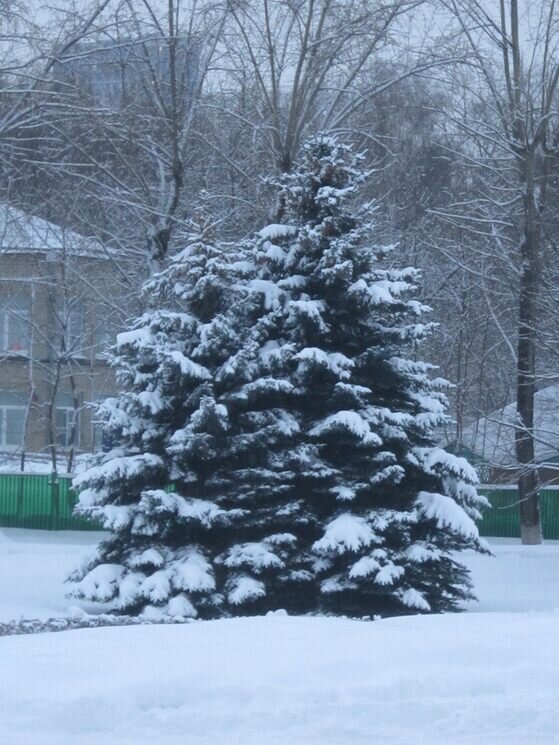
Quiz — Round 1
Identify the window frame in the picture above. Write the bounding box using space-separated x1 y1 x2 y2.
63 307 84 355
55 405 80 449
0 404 27 449
0 296 30 355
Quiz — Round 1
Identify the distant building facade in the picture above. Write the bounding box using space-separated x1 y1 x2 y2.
0 204 121 466
447 385 559 485
52 35 199 109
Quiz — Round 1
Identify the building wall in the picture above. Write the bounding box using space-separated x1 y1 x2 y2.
0 250 121 463
52 35 199 109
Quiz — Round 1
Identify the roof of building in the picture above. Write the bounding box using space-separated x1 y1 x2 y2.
0 203 106 256
459 385 559 466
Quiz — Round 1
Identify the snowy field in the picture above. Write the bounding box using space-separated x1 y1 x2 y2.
1 529 559 744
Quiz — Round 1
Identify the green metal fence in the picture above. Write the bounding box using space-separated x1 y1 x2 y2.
477 487 559 540
0 473 557 536
0 473 98 531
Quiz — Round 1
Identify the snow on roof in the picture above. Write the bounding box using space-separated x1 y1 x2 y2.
0 203 106 256
461 385 559 466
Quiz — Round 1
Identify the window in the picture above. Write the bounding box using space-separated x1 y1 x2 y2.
56 406 79 448
64 308 83 353
0 295 30 354
55 394 80 448
0 393 26 449
92 318 114 358
55 303 83 355
90 395 112 452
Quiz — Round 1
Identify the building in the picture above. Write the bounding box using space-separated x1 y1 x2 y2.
449 385 559 485
52 35 199 109
0 203 122 469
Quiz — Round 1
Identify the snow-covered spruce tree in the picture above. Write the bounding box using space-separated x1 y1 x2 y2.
68 213 249 619
68 140 487 620
218 136 488 617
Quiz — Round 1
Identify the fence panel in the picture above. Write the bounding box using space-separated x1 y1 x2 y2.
478 487 559 540
537 490 559 540
0 474 100 531
0 474 558 535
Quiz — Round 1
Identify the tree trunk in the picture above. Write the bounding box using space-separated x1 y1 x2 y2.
515 153 542 545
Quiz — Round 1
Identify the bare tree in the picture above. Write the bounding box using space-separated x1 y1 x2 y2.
29 0 230 273
0 0 114 145
222 0 440 173
435 0 559 543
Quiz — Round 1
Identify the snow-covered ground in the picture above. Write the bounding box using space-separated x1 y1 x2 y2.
0 529 107 622
462 538 559 613
1 528 558 744
0 452 91 474
2 529 557 620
